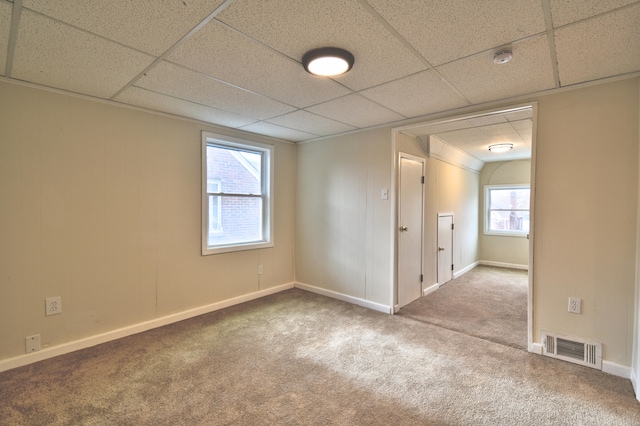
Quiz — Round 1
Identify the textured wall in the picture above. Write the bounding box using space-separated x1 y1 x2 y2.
479 160 531 267
533 78 639 366
0 81 296 362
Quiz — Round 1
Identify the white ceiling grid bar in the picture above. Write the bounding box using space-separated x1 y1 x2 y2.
110 0 236 100
4 0 22 77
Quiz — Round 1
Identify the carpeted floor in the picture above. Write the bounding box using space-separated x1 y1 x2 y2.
397 265 528 350
2 288 640 425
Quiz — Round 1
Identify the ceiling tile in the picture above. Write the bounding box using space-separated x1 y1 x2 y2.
135 61 296 120
216 0 426 91
360 69 469 118
22 0 225 56
12 10 154 98
437 34 555 104
549 0 638 27
0 1 11 75
464 115 508 127
167 20 350 108
266 110 356 136
366 0 546 66
239 121 318 142
305 94 405 128
114 86 257 128
554 4 640 86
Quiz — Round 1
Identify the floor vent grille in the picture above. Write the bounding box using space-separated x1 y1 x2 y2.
541 331 602 370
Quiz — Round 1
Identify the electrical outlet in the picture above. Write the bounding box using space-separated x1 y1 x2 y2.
568 297 581 314
26 335 41 353
45 296 62 316
258 265 263 275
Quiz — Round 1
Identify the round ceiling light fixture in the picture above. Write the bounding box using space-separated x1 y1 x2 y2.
488 143 514 153
493 49 513 64
302 47 354 77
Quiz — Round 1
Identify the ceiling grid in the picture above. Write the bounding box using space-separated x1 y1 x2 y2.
0 0 638 145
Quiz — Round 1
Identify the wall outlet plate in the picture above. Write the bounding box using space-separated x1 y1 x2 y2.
568 297 581 314
46 296 62 316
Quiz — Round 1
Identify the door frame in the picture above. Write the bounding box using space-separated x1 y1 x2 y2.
390 101 537 352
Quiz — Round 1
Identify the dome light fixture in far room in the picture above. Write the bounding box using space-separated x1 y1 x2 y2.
488 143 514 153
302 47 354 77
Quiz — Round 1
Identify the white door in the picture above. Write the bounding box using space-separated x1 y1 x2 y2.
397 155 424 309
437 214 453 286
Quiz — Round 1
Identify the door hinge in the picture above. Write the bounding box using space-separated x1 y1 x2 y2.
420 274 423 282
451 223 454 230
421 176 424 184
451 264 454 271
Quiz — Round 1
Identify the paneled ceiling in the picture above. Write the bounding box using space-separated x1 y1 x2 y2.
2 0 639 143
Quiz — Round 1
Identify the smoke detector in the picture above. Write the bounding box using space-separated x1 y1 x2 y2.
493 49 513 64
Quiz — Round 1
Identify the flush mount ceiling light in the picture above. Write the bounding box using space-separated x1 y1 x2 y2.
488 143 514 153
302 47 354 77
493 49 513 64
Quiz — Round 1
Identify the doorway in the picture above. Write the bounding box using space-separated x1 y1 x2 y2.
396 153 424 310
391 103 536 351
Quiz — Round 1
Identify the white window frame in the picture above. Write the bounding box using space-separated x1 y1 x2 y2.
207 179 222 233
201 132 274 255
484 184 530 237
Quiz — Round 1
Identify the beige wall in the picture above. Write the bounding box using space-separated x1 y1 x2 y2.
534 78 639 366
294 128 392 306
479 160 531 267
395 133 479 287
2 76 639 370
0 81 296 361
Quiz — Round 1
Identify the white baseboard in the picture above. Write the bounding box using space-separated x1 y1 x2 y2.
0 283 294 373
294 282 392 314
531 346 632 380
530 342 543 354
603 361 632 379
422 282 440 297
453 261 479 279
479 260 529 270
631 369 640 401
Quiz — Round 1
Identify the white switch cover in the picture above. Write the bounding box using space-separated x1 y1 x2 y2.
381 189 388 200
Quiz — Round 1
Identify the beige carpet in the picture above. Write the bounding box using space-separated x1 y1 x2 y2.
1 288 640 425
397 265 528 350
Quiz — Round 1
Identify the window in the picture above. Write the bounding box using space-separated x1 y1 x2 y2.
485 185 530 236
202 132 274 255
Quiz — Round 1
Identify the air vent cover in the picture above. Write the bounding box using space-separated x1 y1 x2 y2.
541 330 602 370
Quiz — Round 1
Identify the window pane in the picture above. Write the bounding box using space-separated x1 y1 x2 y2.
208 197 263 246
206 145 262 194
489 189 530 210
489 210 529 232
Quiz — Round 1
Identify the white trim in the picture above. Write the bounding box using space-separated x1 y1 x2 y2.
453 261 479 279
295 282 392 314
422 282 440 297
631 369 640 401
531 342 543 354
484 184 531 237
479 260 529 270
0 283 294 373
602 361 632 379
201 132 275 256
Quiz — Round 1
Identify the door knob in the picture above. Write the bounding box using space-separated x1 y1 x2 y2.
400 226 408 232
438 247 445 251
